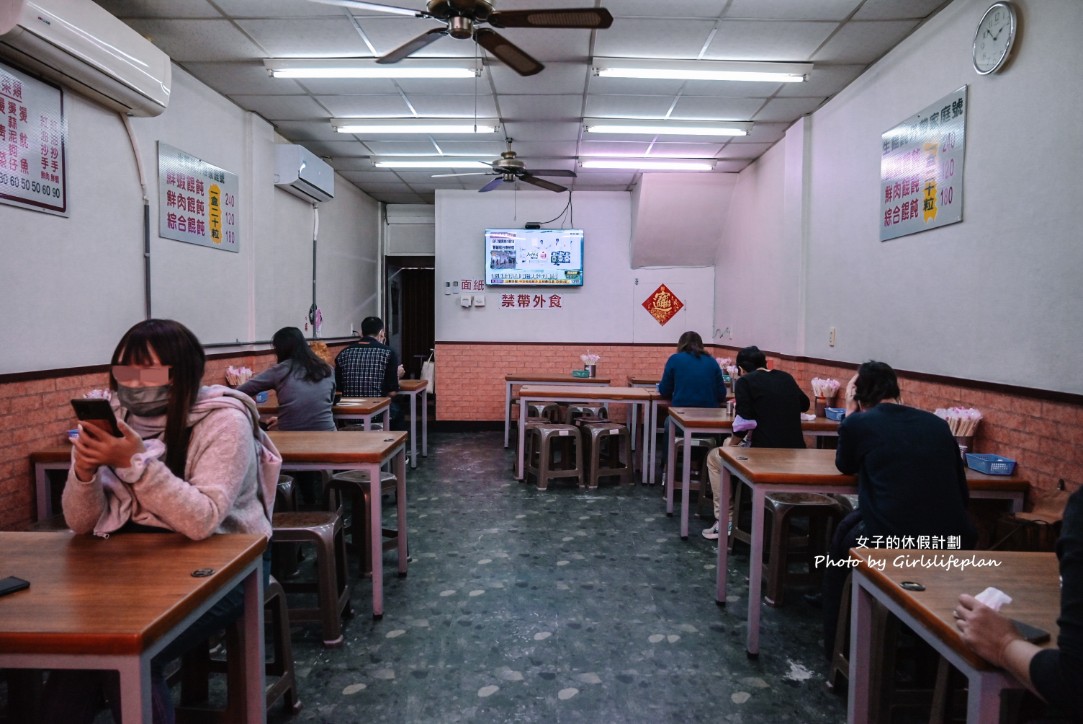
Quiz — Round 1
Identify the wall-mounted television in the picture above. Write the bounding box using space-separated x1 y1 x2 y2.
485 228 584 286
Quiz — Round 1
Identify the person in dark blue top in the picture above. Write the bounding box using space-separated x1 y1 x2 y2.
657 331 726 409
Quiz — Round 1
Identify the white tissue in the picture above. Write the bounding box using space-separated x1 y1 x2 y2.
975 586 1012 611
800 413 816 422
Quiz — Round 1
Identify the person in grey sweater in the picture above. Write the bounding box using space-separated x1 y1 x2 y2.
239 325 335 432
45 319 279 724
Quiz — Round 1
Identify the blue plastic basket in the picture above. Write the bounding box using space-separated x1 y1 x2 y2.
824 407 846 421
965 453 1016 476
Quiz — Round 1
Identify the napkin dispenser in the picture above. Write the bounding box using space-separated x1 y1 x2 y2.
571 370 590 378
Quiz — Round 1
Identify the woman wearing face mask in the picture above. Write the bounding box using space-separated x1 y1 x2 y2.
46 318 278 724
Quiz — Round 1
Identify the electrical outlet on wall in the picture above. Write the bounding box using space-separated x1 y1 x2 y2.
828 326 837 347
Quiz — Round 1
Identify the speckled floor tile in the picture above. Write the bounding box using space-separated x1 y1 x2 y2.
266 431 849 723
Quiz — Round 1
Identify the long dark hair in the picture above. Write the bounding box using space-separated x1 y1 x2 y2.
272 327 332 383
677 331 705 358
111 319 205 477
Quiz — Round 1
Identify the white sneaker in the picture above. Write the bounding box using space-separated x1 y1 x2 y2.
701 522 720 540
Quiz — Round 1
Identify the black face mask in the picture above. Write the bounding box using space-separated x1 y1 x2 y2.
116 384 171 416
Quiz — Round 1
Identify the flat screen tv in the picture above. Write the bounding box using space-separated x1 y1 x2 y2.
485 228 584 286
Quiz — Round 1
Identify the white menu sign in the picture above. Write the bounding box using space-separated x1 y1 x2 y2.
879 86 967 242
157 142 239 252
0 61 67 215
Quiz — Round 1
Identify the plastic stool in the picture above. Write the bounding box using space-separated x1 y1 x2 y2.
526 424 583 490
729 487 844 606
584 422 632 487
327 469 401 577
271 511 351 646
664 437 716 508
527 403 562 422
177 576 301 721
565 403 607 425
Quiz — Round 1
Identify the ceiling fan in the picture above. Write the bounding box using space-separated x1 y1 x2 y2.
434 150 576 192
307 0 614 76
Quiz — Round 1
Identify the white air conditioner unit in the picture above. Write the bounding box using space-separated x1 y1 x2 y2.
0 0 171 117
274 144 335 203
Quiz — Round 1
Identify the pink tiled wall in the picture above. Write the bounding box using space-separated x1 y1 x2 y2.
435 342 1082 504
0 344 349 530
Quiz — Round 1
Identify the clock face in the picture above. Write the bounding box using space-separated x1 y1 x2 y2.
973 2 1017 75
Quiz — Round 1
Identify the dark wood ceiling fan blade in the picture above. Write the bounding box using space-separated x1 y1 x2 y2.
530 169 577 178
377 27 448 64
304 0 430 18
474 28 544 76
520 174 567 192
488 8 614 29
479 176 506 192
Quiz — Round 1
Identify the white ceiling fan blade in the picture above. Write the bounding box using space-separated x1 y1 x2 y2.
304 0 426 18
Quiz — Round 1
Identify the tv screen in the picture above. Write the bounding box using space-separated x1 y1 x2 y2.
485 228 584 286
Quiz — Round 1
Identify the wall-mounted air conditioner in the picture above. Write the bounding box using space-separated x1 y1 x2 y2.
274 144 335 203
0 0 171 117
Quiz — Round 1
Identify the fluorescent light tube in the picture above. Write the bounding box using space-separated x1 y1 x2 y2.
592 59 811 83
583 119 751 137
332 119 500 134
374 159 491 169
581 159 716 171
264 59 480 79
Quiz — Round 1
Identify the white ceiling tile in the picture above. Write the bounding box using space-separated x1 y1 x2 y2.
96 0 222 19
476 26 591 64
315 95 413 116
578 141 652 156
406 95 500 117
813 20 920 64
743 123 790 144
502 142 577 159
234 95 329 121
290 77 401 94
237 19 371 56
854 0 952 21
124 19 266 61
670 97 767 120
571 172 637 186
271 120 342 142
490 63 589 95
704 21 838 61
593 19 721 59
179 61 301 95
503 121 582 142
354 17 476 59
498 96 584 121
753 97 826 121
676 79 781 98
715 160 753 172
607 1 726 18
716 142 776 158
646 142 725 157
427 141 510 156
725 0 864 22
585 95 677 118
361 141 444 155
214 0 350 17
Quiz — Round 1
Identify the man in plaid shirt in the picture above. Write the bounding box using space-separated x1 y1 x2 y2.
335 317 403 427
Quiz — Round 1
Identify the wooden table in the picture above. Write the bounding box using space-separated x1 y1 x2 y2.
269 430 407 618
848 549 1057 724
504 374 611 448
398 380 429 469
715 447 1030 656
516 385 654 483
0 531 267 723
261 397 391 431
665 409 840 539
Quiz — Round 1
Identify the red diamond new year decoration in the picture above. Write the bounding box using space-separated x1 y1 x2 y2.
642 283 684 326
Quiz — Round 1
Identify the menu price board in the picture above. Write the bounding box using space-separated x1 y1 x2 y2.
157 142 239 252
879 86 967 242
0 61 67 215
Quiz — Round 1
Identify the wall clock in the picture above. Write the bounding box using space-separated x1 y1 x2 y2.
973 2 1017 75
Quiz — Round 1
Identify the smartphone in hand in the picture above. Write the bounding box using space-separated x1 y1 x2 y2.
1011 619 1051 644
71 398 122 437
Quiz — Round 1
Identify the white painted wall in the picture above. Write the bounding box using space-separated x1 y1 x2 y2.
717 0 1083 395
0 66 380 373
435 190 714 344
631 173 738 268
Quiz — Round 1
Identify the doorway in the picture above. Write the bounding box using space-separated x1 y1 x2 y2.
385 256 435 380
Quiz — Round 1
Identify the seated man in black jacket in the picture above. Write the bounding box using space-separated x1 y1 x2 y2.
821 360 977 658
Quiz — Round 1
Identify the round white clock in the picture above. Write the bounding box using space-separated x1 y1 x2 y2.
972 2 1017 75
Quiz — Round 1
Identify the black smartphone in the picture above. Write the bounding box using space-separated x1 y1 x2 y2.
0 576 30 597
1011 619 1051 644
71 398 122 437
